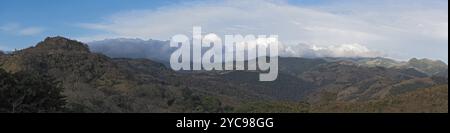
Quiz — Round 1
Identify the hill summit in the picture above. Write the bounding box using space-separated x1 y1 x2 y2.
407 58 448 75
34 36 90 52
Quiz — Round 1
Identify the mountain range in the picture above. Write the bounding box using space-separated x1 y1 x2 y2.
89 38 448 76
0 37 447 113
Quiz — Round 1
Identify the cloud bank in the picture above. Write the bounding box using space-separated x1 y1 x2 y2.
281 43 384 58
79 0 448 61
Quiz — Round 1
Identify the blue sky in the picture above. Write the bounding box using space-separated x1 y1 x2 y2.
0 0 448 62
0 0 188 49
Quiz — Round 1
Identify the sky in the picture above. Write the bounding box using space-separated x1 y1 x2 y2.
0 0 448 62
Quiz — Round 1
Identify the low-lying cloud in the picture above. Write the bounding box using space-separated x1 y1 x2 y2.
281 43 383 58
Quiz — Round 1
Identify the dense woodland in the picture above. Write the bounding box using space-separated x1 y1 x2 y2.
0 69 65 113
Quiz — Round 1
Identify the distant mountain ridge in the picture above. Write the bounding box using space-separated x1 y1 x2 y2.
325 57 448 76
89 38 173 63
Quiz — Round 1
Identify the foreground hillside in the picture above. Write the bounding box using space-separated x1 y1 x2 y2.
311 85 448 113
0 37 448 113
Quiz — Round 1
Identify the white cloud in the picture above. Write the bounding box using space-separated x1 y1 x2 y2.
78 0 448 61
0 23 44 36
0 23 20 31
281 43 383 58
18 27 44 36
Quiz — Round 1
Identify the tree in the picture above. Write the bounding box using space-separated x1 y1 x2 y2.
0 69 66 113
